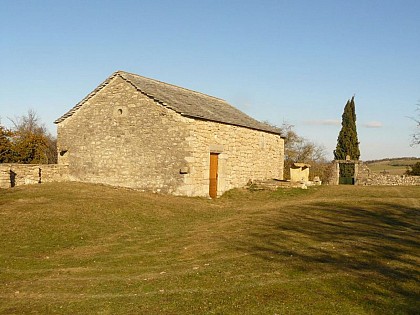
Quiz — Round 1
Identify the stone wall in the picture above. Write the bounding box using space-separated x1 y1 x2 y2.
329 160 361 185
0 164 69 189
56 75 284 197
356 163 420 185
176 117 284 197
361 174 420 186
57 75 191 193
290 164 310 182
328 161 420 186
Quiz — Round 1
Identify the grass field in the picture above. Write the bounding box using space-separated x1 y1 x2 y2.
0 183 419 314
366 158 420 175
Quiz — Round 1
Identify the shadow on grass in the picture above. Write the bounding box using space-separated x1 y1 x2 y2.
233 201 420 313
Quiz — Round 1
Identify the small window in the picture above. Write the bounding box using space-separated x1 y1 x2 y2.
114 107 127 117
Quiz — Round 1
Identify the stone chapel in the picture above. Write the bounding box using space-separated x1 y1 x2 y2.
55 71 284 197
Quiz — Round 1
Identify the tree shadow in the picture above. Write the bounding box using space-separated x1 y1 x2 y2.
9 170 16 187
231 201 420 313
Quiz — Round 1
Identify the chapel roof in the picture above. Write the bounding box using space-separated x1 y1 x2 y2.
54 71 281 135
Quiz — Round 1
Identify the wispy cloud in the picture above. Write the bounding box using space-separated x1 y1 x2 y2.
362 121 383 128
304 119 340 126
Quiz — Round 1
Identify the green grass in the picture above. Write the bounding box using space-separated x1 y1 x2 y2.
366 158 420 175
0 183 419 314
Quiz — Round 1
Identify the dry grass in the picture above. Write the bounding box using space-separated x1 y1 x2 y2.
0 183 419 314
366 158 420 175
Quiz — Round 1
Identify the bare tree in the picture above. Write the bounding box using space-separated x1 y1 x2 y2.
410 103 420 146
8 109 57 164
278 123 331 181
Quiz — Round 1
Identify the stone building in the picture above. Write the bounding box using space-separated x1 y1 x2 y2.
55 71 284 197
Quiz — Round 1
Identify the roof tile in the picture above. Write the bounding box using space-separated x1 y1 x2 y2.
55 71 281 135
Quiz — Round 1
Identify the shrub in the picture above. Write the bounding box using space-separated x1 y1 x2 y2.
406 162 420 175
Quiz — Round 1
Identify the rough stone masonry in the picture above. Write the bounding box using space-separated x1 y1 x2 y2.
54 71 285 197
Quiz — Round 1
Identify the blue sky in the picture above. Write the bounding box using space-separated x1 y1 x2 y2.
1 0 419 160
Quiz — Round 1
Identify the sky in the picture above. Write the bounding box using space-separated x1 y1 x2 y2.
0 0 419 160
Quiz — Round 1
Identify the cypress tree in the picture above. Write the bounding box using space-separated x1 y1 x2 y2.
334 96 360 160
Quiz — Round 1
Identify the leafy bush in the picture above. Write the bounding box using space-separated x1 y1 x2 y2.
0 110 57 164
405 162 420 175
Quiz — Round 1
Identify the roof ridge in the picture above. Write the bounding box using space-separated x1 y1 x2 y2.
116 70 226 103
55 70 282 136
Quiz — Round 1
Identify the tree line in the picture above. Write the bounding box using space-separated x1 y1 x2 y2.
0 110 57 164
365 157 420 164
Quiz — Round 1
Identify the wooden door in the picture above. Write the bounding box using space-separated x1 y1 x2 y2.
209 153 218 198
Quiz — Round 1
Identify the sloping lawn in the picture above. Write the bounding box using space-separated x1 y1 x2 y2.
366 158 420 175
0 183 419 314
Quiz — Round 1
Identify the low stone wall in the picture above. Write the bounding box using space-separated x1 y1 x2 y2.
328 161 420 186
359 173 420 186
0 164 69 189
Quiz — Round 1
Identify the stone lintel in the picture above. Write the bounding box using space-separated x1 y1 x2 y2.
209 144 224 153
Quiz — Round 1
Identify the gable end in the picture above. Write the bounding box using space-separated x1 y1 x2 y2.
55 71 282 136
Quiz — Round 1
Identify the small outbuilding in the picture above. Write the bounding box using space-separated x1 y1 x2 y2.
55 71 285 197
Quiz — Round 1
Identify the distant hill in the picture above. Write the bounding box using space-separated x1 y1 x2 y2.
365 157 420 175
